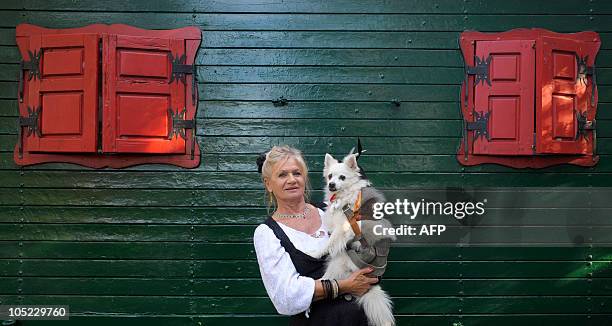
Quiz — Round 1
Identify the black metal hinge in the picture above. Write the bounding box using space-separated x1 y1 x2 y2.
168 53 197 105
576 54 597 106
463 55 492 107
466 110 490 141
17 106 42 159
463 110 490 160
168 108 196 160
575 110 597 158
19 49 42 103
576 111 596 141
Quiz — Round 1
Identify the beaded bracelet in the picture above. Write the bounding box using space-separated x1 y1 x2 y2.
331 279 338 299
322 279 327 299
320 279 327 299
324 279 330 300
322 279 340 300
333 279 340 297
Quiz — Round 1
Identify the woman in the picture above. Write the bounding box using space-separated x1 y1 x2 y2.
253 145 378 325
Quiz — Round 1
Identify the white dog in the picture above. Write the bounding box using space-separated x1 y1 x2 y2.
307 151 396 326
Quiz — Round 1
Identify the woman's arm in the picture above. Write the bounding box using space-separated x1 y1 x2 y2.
253 225 317 315
312 267 379 301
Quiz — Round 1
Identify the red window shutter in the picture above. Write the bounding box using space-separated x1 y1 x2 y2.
102 35 189 154
472 40 536 155
24 33 99 153
458 29 599 168
537 37 595 155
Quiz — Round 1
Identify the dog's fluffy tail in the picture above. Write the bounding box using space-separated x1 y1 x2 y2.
357 285 395 326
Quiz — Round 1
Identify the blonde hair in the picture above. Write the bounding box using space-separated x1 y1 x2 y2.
260 145 311 214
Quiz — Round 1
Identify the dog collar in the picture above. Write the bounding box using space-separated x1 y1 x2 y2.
352 191 362 213
331 191 364 239
347 191 363 236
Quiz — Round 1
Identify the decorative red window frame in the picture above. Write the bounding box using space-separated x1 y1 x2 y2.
14 24 201 168
457 28 600 168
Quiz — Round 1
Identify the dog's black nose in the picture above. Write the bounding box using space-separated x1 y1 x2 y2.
328 182 336 191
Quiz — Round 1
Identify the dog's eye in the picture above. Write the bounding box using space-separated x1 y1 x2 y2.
327 173 332 180
339 175 346 181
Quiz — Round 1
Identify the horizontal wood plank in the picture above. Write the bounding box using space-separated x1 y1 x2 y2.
3 276 611 296
1 12 607 32
0 259 608 278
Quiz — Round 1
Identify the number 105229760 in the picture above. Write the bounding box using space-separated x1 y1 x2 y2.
0 305 69 320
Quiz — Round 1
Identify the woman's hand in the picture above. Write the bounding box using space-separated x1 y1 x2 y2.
338 267 379 296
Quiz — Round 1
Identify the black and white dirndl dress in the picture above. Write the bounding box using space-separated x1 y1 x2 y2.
263 217 369 326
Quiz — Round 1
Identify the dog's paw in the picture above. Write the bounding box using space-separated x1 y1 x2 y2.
350 241 362 252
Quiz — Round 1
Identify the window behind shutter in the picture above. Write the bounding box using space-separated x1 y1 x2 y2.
473 40 535 155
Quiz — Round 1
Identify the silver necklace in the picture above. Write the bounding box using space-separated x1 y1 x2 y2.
273 205 309 219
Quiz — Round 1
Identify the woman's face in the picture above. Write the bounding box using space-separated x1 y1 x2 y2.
265 156 306 204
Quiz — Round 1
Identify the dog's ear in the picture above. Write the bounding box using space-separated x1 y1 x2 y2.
343 153 359 171
324 153 336 170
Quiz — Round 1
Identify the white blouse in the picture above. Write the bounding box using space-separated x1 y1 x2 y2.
253 208 330 315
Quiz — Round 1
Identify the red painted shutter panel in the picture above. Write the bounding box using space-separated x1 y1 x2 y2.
537 37 593 154
26 33 99 153
103 35 186 154
473 40 535 155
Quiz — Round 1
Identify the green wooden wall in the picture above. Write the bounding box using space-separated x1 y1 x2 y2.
1 0 612 325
